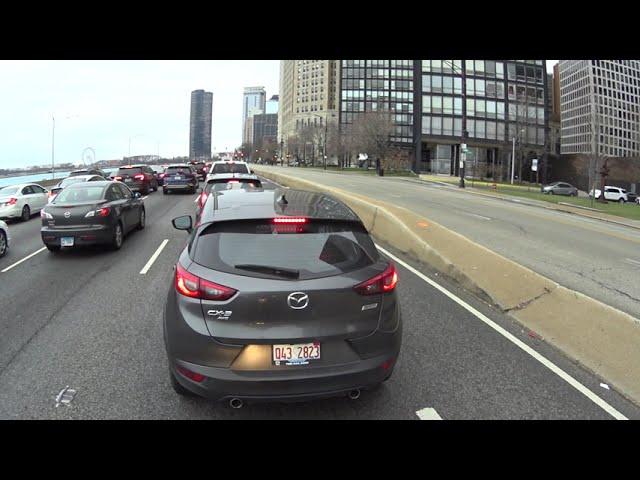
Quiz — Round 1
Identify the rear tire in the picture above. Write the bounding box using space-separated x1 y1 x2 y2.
137 208 145 230
153 182 158 192
111 222 123 250
170 369 195 397
0 231 7 257
619 198 625 204
46 245 61 253
21 205 30 222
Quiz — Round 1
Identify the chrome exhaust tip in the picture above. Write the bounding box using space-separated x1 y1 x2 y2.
348 389 361 400
229 398 244 409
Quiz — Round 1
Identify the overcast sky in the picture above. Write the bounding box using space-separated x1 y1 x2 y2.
0 60 280 170
0 60 560 170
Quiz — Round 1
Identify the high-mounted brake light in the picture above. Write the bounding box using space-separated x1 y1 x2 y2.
227 180 240 184
354 263 398 296
175 263 236 301
273 217 307 224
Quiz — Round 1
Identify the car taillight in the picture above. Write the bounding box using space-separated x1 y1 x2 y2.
97 207 110 217
175 263 236 301
198 192 207 208
114 176 122 181
273 217 307 224
134 174 145 181
7 197 17 205
354 263 398 296
159 173 166 178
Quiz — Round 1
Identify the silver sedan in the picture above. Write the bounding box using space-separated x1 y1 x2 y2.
541 182 578 196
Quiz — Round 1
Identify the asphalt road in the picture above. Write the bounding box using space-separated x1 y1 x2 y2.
0 179 638 419
259 167 640 321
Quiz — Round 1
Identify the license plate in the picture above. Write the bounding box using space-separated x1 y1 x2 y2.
175 176 182 180
125 179 132 183
273 342 320 365
61 237 74 247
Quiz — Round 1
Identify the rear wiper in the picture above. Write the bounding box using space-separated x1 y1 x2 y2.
234 264 300 279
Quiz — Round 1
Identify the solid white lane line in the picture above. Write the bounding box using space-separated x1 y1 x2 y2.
462 212 492 221
139 239 169 275
375 244 628 421
141 196 148 200
1 247 47 273
416 408 443 420
624 258 640 267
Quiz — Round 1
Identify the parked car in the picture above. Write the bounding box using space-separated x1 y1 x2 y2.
163 164 199 194
541 182 578 196
0 183 49 222
40 181 145 252
165 187 402 406
49 174 106 202
69 168 108 178
189 161 207 181
0 220 10 257
589 186 629 203
113 165 158 195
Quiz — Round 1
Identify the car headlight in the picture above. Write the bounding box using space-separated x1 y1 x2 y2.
41 210 53 219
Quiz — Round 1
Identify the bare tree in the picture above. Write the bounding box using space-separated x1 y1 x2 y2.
348 110 396 170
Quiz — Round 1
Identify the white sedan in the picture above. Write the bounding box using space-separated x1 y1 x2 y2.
0 220 9 257
0 183 50 221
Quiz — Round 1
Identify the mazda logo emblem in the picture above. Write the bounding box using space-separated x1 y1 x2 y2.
287 292 309 310
64 211 71 218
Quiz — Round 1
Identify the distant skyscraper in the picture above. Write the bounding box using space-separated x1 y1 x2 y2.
266 95 279 114
189 89 213 160
242 87 266 144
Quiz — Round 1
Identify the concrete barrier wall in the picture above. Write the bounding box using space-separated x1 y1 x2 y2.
256 166 640 406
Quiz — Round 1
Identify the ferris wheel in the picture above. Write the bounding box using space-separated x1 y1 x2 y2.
82 147 96 166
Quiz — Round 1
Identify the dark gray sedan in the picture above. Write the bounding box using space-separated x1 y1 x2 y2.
41 181 145 252
164 188 402 407
541 182 578 196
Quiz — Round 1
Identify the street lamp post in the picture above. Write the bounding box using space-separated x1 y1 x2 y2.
511 129 525 184
311 112 334 170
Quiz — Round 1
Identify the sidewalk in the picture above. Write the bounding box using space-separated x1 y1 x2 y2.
418 174 640 231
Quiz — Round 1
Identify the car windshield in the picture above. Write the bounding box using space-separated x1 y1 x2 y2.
193 220 378 280
212 163 250 174
60 176 87 187
0 186 19 196
52 185 105 204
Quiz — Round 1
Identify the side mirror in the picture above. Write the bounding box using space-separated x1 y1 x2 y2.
172 215 193 233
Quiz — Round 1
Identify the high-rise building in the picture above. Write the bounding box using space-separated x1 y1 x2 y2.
266 95 279 114
278 60 340 158
559 60 640 157
189 89 213 161
242 87 266 144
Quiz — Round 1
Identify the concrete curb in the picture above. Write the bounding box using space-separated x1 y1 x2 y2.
256 166 640 406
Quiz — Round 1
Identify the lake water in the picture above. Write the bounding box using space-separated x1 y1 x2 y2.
0 168 118 188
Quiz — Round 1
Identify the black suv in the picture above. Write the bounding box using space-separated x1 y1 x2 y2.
113 165 158 195
164 187 402 406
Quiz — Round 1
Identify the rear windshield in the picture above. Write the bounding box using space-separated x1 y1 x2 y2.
204 179 262 194
166 166 192 173
60 176 87 187
53 185 105 204
0 186 19 196
117 167 143 175
212 163 250 174
192 220 378 280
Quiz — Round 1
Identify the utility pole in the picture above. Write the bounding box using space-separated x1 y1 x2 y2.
51 116 55 179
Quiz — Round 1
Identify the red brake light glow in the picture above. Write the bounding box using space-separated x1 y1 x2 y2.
273 217 307 224
7 197 17 205
175 263 236 301
114 176 122 181
134 174 145 181
97 207 111 217
176 365 205 383
198 192 207 208
354 263 398 296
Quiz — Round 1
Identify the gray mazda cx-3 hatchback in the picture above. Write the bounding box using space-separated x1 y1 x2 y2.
164 187 402 407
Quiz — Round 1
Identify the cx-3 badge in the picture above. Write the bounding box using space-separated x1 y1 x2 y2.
287 292 309 310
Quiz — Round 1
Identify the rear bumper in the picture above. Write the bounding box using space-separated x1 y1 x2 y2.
0 205 22 219
164 183 195 190
41 225 113 246
123 181 149 192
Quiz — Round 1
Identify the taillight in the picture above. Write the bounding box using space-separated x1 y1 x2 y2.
134 174 145 181
228 180 239 184
354 263 398 296
159 173 166 178
273 217 307 224
97 207 110 217
175 263 236 301
114 176 122 181
198 192 207 208
7 197 17 205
